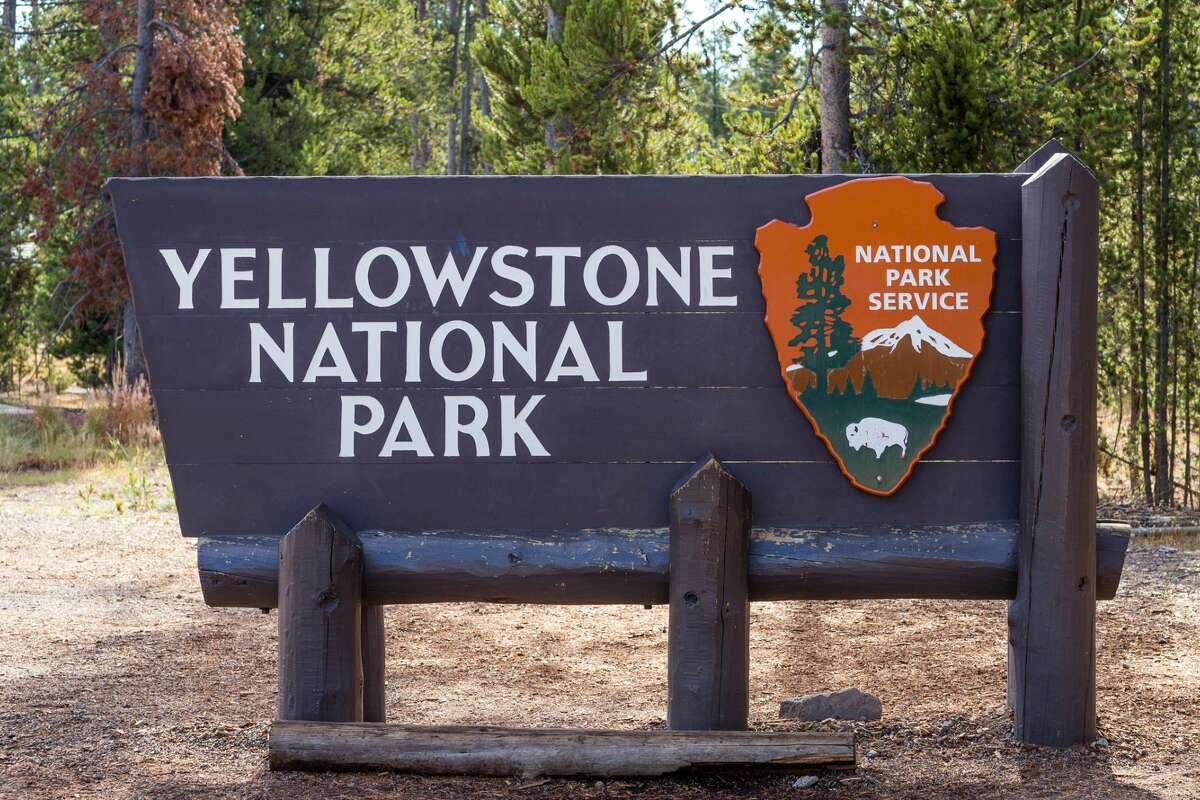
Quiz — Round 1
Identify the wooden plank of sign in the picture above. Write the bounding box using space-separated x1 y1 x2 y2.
197 522 1131 609
169 460 1021 536
154 385 1020 465
1009 152 1100 746
136 309 1022 391
267 722 855 776
277 505 365 722
667 457 750 731
361 605 386 723
109 174 1024 315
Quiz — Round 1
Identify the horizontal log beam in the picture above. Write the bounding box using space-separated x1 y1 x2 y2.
268 722 855 776
198 521 1130 608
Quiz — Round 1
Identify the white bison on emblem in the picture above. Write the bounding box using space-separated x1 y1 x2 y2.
845 417 908 459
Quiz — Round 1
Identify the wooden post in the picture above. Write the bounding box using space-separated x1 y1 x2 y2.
1008 149 1099 746
277 505 365 722
361 605 387 723
667 456 751 731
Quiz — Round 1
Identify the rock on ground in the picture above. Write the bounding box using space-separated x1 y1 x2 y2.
779 687 883 722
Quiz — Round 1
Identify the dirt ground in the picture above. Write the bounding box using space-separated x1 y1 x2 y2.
1 465 1198 800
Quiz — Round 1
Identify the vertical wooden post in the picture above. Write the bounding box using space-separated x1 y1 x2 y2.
667 455 751 731
361 605 387 723
1008 150 1099 746
277 505 365 722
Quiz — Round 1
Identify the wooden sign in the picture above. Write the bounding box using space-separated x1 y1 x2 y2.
109 175 1021 538
107 147 1115 753
756 177 996 495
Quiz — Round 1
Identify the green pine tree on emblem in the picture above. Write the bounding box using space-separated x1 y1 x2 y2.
788 235 859 393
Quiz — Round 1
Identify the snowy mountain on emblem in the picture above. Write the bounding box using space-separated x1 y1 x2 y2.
827 314 973 400
860 315 972 359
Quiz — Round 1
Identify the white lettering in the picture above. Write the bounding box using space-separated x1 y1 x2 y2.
500 394 549 457
355 247 411 308
429 321 486 382
160 248 210 310
379 396 433 457
267 247 305 309
303 323 356 382
340 396 384 457
489 246 534 307
444 396 489 457
699 246 737 306
352 321 396 383
248 322 293 382
583 245 639 306
492 320 538 382
220 248 258 309
546 321 599 382
411 245 486 307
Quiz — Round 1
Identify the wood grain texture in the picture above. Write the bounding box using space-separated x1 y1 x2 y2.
1008 152 1099 746
277 505 365 722
155 385 1020 465
169 460 1020 537
197 522 1130 608
667 457 750 731
361 605 386 723
268 722 855 776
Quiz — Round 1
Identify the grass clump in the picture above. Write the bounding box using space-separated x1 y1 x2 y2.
0 377 159 476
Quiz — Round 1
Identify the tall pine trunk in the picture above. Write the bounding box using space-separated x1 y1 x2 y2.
445 0 462 175
1153 0 1172 505
478 0 492 173
458 0 475 175
819 0 851 174
1134 83 1153 503
123 0 155 387
544 0 571 171
410 0 430 173
1185 241 1198 506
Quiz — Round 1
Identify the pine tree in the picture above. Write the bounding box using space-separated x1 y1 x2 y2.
788 235 857 393
474 0 702 173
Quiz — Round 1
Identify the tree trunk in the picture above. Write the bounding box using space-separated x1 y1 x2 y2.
1184 226 1199 506
478 0 492 174
544 1 571 172
445 0 462 175
3 0 16 40
1129 330 1142 497
458 0 474 175
1134 82 1152 504
819 0 851 174
445 117 457 175
409 0 430 173
121 298 147 387
124 0 155 387
1153 0 1172 505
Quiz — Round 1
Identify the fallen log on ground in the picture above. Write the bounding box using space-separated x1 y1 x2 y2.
198 521 1130 608
268 722 856 776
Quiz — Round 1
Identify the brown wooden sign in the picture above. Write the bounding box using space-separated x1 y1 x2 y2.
109 175 1022 538
757 177 996 495
108 144 1118 752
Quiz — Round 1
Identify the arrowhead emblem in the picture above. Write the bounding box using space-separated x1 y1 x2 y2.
756 177 997 495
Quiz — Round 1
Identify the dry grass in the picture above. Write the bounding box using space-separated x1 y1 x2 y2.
0 375 158 474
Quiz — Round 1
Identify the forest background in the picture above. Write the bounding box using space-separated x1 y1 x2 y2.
0 0 1196 509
